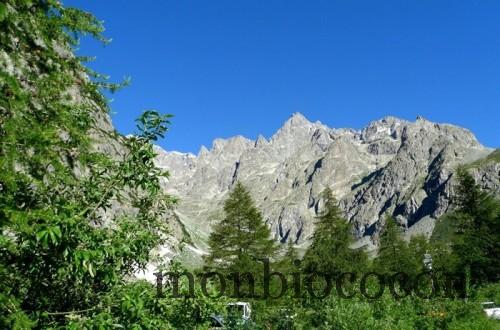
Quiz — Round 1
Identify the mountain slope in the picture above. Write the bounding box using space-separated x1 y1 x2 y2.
156 113 498 253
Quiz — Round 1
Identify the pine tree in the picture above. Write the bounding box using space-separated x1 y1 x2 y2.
451 168 500 284
205 182 277 274
303 188 367 277
277 239 300 274
375 216 415 275
408 234 431 274
283 239 299 263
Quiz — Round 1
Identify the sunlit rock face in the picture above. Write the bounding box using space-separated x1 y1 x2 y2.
155 113 498 251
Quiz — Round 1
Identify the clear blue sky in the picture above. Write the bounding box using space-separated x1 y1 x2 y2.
66 0 499 152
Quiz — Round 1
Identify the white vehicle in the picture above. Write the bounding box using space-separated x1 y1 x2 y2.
209 302 252 328
227 302 252 321
481 302 500 320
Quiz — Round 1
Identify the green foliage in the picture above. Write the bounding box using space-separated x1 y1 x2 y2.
450 168 500 284
263 290 500 330
465 148 500 169
375 216 417 276
136 110 173 142
303 188 368 277
0 1 179 328
431 212 458 243
1 1 498 328
349 292 499 330
205 182 277 275
276 239 299 274
67 276 226 329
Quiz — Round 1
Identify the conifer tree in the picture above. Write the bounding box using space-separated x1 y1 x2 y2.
408 234 431 274
277 239 300 274
205 182 277 274
283 239 299 264
303 188 367 277
451 168 500 284
375 216 415 275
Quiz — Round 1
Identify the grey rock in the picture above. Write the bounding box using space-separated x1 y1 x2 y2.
156 113 498 251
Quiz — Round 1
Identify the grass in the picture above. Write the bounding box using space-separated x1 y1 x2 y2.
465 149 500 169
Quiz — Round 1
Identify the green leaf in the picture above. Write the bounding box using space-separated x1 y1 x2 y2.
52 225 62 238
0 4 7 22
88 263 95 277
36 230 47 241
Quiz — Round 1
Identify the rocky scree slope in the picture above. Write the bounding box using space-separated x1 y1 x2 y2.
155 113 499 253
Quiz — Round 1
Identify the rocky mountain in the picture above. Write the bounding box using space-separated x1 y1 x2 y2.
155 113 499 254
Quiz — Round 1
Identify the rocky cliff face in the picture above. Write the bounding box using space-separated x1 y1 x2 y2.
155 113 498 253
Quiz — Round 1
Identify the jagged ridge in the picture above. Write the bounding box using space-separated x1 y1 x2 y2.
155 113 498 253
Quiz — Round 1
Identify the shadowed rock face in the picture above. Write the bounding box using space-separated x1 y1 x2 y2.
155 113 498 251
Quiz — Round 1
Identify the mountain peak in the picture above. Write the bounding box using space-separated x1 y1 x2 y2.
255 134 268 148
276 112 314 133
286 112 311 126
198 145 209 157
154 114 494 247
270 112 315 143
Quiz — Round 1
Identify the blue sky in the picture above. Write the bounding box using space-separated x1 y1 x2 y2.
66 0 499 152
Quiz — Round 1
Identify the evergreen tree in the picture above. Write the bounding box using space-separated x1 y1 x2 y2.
375 216 415 275
283 239 299 264
451 167 500 284
205 182 277 274
407 234 431 274
303 188 367 277
277 239 300 274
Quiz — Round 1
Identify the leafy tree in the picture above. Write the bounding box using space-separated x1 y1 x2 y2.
0 1 180 328
303 188 367 277
205 182 277 275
